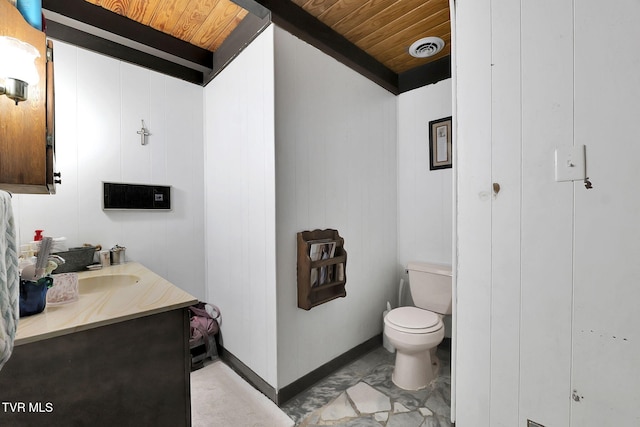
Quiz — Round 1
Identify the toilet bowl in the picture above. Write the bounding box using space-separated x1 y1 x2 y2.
383 261 452 391
384 306 444 390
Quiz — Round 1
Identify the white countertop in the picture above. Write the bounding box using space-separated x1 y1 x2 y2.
16 262 198 346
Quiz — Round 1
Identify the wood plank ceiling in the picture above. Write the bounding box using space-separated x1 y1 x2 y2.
290 0 451 75
83 0 249 53
42 0 451 93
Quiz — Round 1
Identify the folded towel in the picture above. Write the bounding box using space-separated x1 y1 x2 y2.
0 191 19 371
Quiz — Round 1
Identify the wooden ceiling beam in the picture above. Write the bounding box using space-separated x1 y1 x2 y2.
205 12 271 85
253 0 400 94
44 20 205 85
42 0 213 69
398 56 451 93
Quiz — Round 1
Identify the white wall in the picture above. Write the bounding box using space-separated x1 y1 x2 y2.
203 26 278 386
274 27 398 388
397 79 453 306
203 25 453 390
12 41 206 300
455 0 640 426
9 28 452 395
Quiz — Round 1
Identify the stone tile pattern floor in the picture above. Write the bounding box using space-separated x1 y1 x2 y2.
281 345 452 427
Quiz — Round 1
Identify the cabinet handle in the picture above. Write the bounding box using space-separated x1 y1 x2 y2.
54 172 62 185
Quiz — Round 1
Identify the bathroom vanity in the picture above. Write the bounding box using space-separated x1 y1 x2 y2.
0 263 198 426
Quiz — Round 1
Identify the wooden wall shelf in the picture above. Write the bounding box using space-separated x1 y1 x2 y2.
297 229 347 310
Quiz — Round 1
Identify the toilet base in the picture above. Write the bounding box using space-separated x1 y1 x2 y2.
391 346 439 390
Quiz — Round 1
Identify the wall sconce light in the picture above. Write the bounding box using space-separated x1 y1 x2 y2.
0 36 40 105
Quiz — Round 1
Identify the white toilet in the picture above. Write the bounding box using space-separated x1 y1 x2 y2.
383 261 452 390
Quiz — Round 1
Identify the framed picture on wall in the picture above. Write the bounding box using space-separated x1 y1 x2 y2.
429 116 453 170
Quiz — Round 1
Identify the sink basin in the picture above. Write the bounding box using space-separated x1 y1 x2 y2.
79 274 140 294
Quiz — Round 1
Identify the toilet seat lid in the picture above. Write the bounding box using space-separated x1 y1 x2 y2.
385 307 441 332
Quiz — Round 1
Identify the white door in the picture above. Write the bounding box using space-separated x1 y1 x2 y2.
455 0 640 425
571 0 640 425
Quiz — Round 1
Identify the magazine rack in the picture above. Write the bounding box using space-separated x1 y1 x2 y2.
297 229 347 310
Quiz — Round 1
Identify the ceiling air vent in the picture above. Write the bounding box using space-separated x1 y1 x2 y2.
409 37 445 58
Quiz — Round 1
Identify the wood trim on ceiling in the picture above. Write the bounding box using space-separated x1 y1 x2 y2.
42 0 212 69
253 0 451 94
42 0 269 86
253 0 400 95
45 20 205 85
204 12 271 86
398 55 452 93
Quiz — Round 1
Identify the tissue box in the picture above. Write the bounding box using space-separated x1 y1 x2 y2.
47 273 79 306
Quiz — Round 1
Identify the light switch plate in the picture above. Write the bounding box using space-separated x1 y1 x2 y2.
555 144 586 182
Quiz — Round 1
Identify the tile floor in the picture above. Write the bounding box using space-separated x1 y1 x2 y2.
280 344 452 427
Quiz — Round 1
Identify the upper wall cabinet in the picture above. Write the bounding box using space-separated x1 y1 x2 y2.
0 0 57 194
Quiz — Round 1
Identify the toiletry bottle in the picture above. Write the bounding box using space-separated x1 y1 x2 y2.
34 230 43 241
16 0 42 30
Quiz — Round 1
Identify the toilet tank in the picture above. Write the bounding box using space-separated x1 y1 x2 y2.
407 261 452 315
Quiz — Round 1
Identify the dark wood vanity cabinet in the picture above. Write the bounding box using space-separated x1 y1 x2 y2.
0 309 192 426
0 0 57 194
